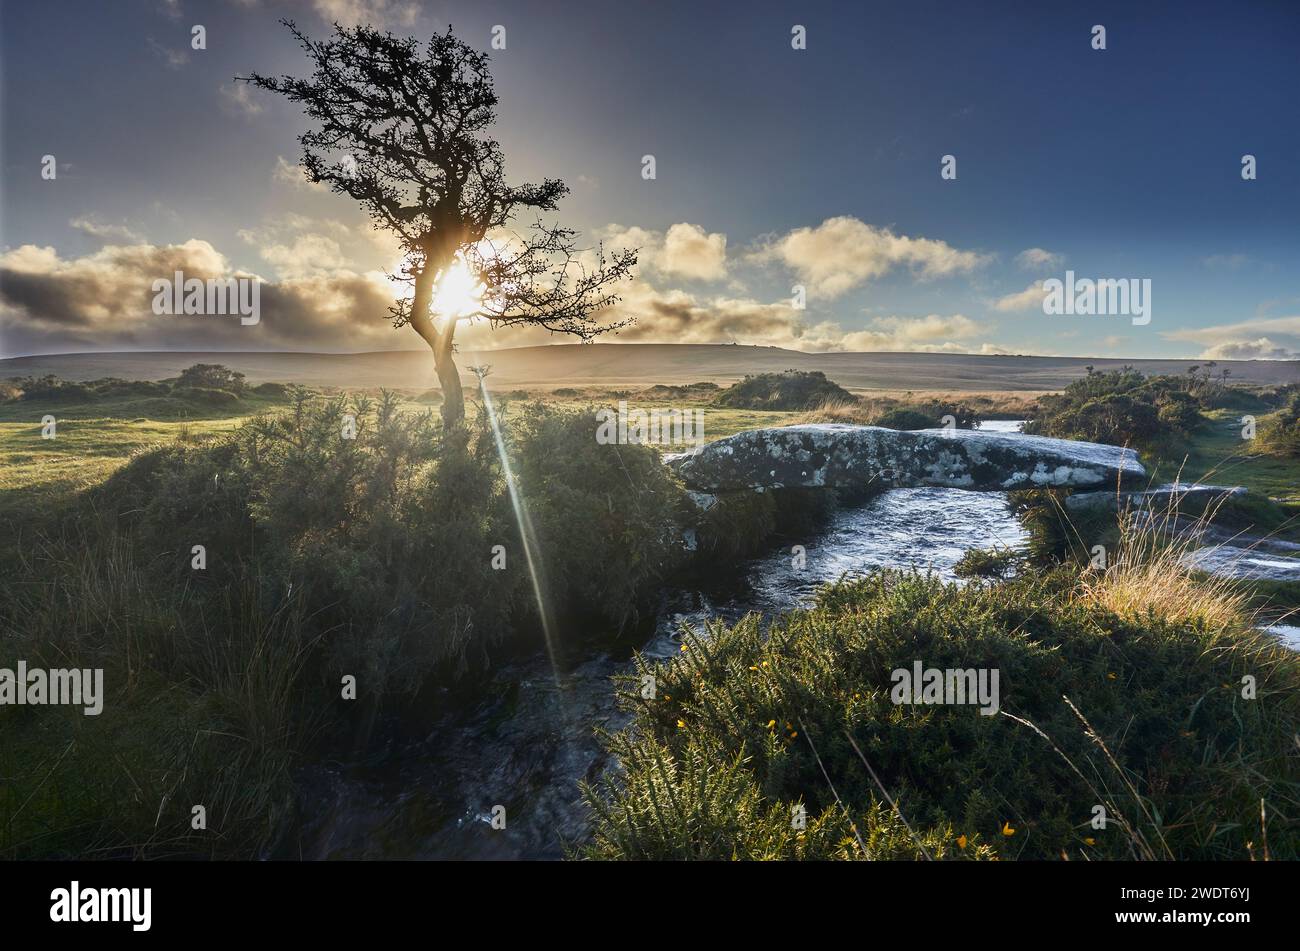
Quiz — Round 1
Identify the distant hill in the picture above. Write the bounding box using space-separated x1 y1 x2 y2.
1 344 1295 392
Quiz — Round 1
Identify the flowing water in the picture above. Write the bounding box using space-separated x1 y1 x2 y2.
290 424 1033 859
286 420 1292 859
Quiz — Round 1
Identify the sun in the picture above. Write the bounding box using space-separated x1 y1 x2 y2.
430 255 486 324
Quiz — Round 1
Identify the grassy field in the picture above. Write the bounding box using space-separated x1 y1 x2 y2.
1 369 1297 861
3 345 1295 391
0 392 290 518
0 382 1037 518
1178 408 1300 504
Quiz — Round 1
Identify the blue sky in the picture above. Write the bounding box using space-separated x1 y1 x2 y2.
2 0 1299 359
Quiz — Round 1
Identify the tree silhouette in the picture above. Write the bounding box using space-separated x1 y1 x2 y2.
241 20 637 428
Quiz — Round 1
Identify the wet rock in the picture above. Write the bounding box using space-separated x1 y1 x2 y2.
665 424 1145 493
1066 483 1247 513
1181 546 1300 582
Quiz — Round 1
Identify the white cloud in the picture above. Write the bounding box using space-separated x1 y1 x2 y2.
70 216 144 244
309 0 420 29
660 223 727 280
1164 314 1300 345
598 222 727 282
1164 314 1300 361
1015 248 1063 270
219 82 265 117
750 216 988 298
1199 338 1298 360
272 156 327 192
238 213 402 279
993 281 1047 312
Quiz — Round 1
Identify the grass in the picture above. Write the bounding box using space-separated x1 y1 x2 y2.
0 391 290 518
583 566 1299 860
1177 408 1300 504
4 374 1297 861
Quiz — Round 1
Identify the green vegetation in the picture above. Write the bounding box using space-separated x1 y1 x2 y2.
1027 368 1202 457
1252 391 1300 460
0 380 690 858
953 546 1022 580
713 370 857 411
584 570 1299 860
4 364 1297 862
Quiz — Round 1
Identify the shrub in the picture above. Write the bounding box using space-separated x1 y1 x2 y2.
177 363 247 393
509 401 691 628
1026 369 1217 456
953 546 1022 580
875 409 936 430
17 375 92 402
178 386 241 407
253 381 289 397
584 569 1299 860
1253 392 1300 458
714 370 856 411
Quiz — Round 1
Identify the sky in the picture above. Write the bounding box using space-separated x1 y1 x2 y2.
2 0 1299 360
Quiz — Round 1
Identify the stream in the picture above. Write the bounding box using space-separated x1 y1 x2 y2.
287 421 1294 859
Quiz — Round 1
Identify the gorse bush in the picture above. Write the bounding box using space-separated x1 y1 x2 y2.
584 570 1299 860
1026 368 1216 456
713 370 856 411
1 393 692 857
508 402 690 629
1254 392 1300 458
176 363 247 393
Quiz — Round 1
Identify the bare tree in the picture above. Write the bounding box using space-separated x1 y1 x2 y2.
241 20 637 428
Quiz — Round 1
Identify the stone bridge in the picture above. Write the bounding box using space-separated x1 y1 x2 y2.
664 424 1146 493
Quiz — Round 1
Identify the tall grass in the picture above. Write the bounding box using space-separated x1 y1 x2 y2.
584 554 1300 860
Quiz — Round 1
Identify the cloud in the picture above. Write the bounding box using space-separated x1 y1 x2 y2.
147 36 189 69
272 156 327 192
1015 247 1063 270
839 313 984 351
458 267 1001 354
0 239 401 356
1163 314 1300 361
309 0 420 29
1199 338 1298 360
993 281 1047 312
599 222 727 282
1 223 1003 358
1201 253 1250 270
219 82 265 117
238 213 402 278
1163 314 1300 344
660 223 727 280
750 216 988 298
70 216 144 243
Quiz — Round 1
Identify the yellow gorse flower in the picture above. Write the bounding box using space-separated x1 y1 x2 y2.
1002 822 1016 836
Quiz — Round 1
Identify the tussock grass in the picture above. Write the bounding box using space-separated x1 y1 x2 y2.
584 561 1300 860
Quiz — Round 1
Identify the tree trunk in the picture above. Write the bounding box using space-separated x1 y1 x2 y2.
408 257 466 431
433 328 464 429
